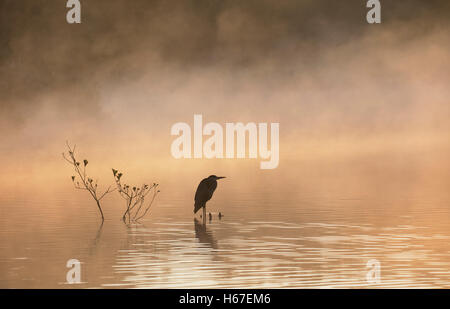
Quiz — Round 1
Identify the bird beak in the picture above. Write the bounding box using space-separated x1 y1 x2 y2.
217 176 226 179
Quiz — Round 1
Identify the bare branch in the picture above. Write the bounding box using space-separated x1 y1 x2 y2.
63 142 115 221
112 169 160 224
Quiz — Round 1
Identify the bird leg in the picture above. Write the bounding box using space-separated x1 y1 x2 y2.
203 207 206 224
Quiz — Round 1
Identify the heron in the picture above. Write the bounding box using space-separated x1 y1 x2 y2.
194 175 225 221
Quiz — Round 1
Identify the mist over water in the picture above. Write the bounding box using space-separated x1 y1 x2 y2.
1 157 450 288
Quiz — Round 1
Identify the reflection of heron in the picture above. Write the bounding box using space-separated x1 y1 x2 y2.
194 175 225 222
194 218 217 249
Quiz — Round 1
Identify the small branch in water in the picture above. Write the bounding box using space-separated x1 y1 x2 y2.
112 168 160 224
63 141 115 222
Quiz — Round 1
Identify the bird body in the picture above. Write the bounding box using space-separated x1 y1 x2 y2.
194 175 225 215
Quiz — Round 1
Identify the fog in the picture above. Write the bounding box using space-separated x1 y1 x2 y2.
0 0 449 200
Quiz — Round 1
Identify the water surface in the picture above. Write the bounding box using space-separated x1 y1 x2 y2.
1 188 450 288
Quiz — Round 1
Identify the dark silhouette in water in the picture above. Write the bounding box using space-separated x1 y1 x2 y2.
194 218 217 249
208 212 212 221
112 168 160 223
194 175 225 222
63 142 115 222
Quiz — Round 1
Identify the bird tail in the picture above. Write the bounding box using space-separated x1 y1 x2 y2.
194 202 204 214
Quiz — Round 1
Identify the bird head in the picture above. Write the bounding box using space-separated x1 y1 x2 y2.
209 175 226 180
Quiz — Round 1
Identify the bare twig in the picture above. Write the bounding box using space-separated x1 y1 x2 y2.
112 168 160 223
63 142 115 221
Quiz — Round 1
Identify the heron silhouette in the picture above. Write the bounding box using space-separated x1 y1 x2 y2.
194 175 225 221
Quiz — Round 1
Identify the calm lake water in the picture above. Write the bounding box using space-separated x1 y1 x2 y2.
1 184 450 288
